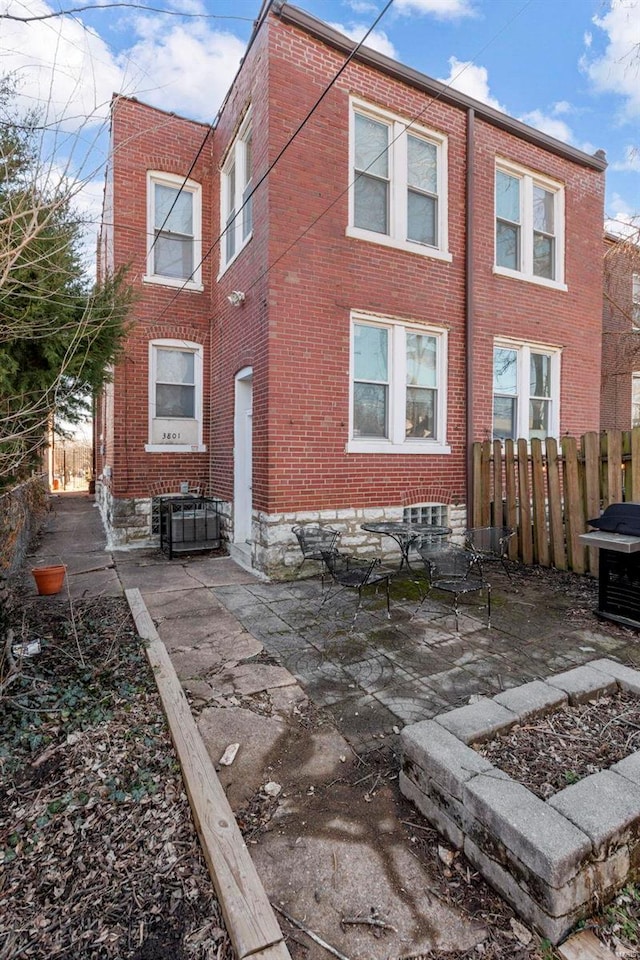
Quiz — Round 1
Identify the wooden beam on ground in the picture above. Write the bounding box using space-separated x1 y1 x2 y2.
126 587 289 960
557 929 619 960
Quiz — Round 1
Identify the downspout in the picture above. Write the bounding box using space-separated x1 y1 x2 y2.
465 107 475 527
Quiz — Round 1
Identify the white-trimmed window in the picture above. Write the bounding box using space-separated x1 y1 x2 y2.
220 111 253 272
493 340 561 441
495 161 565 289
632 373 640 427
146 172 202 289
632 273 640 329
348 313 450 454
146 340 205 453
347 98 450 262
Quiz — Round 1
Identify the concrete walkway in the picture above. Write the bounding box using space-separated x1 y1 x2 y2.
27 492 640 959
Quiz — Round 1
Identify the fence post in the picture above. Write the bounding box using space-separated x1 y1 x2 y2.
582 431 600 575
472 443 482 527
517 438 533 565
492 439 504 527
633 427 640 503
504 440 518 560
562 436 586 574
531 438 549 567
545 437 566 571
606 429 623 506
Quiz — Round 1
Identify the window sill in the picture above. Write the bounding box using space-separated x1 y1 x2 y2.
346 440 451 455
145 444 207 453
217 233 253 281
492 265 567 292
345 226 452 263
143 275 204 292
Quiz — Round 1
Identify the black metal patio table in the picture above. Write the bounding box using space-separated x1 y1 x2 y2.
360 521 452 574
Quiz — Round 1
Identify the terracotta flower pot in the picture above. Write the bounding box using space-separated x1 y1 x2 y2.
32 564 66 596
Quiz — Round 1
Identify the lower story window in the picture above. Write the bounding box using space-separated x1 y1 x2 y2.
146 340 205 452
349 313 449 454
403 503 448 525
492 340 560 441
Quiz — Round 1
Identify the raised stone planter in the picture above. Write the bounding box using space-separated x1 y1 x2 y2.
400 658 640 945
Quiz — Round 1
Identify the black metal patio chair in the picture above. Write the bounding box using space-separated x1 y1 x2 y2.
320 550 394 622
463 526 515 579
415 542 491 632
291 524 341 587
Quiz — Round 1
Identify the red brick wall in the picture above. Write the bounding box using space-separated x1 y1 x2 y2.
99 96 215 499
601 236 640 429
102 11 605 524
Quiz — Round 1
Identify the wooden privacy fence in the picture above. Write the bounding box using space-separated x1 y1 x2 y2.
471 429 640 576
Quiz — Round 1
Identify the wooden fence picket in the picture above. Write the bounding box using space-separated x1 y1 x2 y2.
517 438 533 565
531 438 549 567
504 439 518 560
583 431 601 575
562 436 586 574
545 437 566 571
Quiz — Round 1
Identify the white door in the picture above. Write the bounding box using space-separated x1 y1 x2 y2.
234 368 253 544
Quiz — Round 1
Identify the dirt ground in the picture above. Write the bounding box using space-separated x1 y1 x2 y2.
2 562 640 960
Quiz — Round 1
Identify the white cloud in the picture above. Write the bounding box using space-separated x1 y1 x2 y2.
346 0 379 13
610 144 640 171
605 193 640 240
582 0 640 118
519 109 574 144
0 0 245 132
438 57 505 111
552 100 572 116
119 15 244 122
394 0 477 20
328 21 397 58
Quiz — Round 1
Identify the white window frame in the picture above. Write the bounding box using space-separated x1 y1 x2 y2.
145 339 206 453
632 372 640 428
346 97 451 263
144 172 203 291
494 159 566 291
347 311 450 454
632 273 640 330
219 110 253 276
492 337 561 442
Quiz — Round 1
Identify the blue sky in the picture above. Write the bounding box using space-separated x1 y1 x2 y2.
2 0 639 249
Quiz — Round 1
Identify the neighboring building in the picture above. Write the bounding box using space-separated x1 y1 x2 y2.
96 1 606 577
601 232 640 430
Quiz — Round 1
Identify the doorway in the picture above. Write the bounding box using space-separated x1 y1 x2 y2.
233 368 253 546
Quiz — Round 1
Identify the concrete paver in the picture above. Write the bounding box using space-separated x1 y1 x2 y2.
25 492 640 959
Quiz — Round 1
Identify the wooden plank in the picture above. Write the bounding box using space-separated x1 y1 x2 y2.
530 438 549 567
557 928 619 960
583 431 601 576
632 426 640 502
606 429 623 505
622 430 631 503
504 440 518 561
125 588 288 960
562 436 586 574
545 437 566 571
517 438 533 565
480 440 492 527
492 439 504 527
472 442 483 527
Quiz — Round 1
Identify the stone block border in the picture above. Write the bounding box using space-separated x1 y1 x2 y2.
400 659 640 945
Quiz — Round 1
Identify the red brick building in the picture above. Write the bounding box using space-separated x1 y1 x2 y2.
96 2 606 576
601 233 640 430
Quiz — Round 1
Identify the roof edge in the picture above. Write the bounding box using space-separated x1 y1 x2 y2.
272 1 607 173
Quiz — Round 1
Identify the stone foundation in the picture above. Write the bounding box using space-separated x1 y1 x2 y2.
400 659 640 945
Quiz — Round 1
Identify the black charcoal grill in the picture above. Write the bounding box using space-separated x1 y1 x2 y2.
580 503 640 630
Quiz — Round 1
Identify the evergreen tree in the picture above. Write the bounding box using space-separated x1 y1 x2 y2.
0 80 132 486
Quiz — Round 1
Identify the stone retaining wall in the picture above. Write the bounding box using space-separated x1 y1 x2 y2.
400 659 640 945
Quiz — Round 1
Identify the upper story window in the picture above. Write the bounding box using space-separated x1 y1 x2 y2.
347 98 450 263
146 340 205 453
632 273 640 329
220 111 253 273
348 312 450 455
494 161 565 290
493 340 561 441
146 172 202 290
